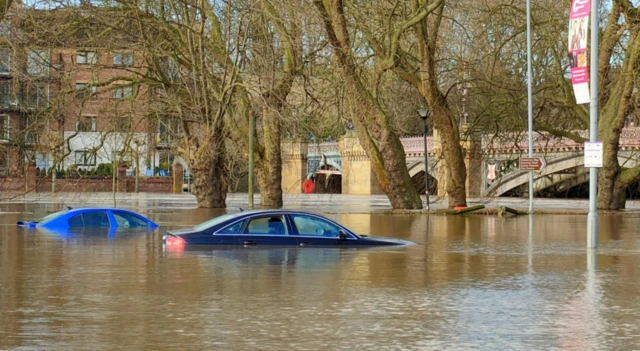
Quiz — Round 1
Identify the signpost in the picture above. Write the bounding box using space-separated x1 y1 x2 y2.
587 0 599 249
568 0 599 249
526 0 534 212
519 157 546 172
584 142 603 168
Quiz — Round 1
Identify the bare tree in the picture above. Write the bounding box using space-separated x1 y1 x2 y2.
311 0 441 209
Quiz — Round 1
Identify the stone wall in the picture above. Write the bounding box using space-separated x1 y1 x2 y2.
0 178 26 192
25 177 174 193
338 136 384 195
281 140 308 194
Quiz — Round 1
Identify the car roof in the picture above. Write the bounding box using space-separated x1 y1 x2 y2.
222 210 330 221
53 208 158 227
234 209 324 216
65 208 143 214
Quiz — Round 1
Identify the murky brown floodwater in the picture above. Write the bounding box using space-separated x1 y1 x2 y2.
1 202 640 350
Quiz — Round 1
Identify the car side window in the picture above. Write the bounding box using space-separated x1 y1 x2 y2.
218 220 244 234
68 214 84 227
292 215 341 237
69 211 110 227
245 216 287 235
113 212 148 228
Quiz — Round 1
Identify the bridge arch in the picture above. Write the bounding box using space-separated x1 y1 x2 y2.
306 153 342 179
407 160 438 179
407 159 439 195
486 154 640 196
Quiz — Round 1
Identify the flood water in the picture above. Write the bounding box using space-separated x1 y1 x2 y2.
2 202 640 350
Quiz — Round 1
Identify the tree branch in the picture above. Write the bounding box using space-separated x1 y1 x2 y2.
534 123 587 143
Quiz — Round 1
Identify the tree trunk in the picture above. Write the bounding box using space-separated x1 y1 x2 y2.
597 133 622 209
413 2 467 208
256 106 283 208
347 80 423 209
313 0 422 210
595 29 640 210
190 137 227 208
434 105 467 207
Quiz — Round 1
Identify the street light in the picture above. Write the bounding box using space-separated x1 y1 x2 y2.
417 108 431 210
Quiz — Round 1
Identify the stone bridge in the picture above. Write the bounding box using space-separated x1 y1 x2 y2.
281 127 640 197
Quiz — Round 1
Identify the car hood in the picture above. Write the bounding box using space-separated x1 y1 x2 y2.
358 235 416 246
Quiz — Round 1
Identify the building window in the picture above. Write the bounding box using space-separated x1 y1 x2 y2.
0 151 7 176
113 115 132 132
27 50 50 76
25 131 37 145
113 52 134 66
113 86 133 99
26 83 49 107
0 48 10 75
76 116 96 132
158 116 180 145
75 83 97 100
160 56 180 81
0 115 9 140
76 51 97 65
0 81 10 106
75 150 96 166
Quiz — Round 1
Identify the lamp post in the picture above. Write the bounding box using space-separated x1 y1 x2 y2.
417 108 431 210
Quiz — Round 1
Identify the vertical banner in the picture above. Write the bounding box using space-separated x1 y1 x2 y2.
568 0 591 104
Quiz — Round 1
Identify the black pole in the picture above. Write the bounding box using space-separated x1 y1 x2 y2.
423 120 430 210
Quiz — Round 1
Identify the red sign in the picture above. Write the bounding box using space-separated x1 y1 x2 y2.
570 0 590 19
568 0 590 104
519 157 546 171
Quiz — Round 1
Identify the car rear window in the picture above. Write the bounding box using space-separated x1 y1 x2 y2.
193 213 243 231
37 211 66 223
113 212 148 227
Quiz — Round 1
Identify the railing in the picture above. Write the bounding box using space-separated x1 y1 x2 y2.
400 136 434 154
307 141 339 155
306 137 436 155
483 128 640 151
308 128 640 156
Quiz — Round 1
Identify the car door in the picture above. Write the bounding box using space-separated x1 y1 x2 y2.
288 214 356 246
234 215 297 246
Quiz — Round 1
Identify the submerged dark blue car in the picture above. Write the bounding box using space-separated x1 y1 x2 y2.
163 210 414 248
17 208 158 230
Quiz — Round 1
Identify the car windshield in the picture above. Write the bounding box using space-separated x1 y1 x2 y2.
192 213 244 231
36 211 67 223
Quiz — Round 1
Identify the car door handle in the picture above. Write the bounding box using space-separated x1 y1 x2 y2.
299 242 310 246
243 241 257 246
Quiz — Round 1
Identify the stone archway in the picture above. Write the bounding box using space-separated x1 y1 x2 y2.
486 154 640 196
313 164 342 194
407 160 438 196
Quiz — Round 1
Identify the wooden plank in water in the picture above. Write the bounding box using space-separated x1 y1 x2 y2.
450 205 485 215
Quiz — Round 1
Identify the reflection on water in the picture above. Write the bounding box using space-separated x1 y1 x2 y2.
2 203 640 349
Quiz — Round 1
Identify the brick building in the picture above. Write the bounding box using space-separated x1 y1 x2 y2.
0 6 182 179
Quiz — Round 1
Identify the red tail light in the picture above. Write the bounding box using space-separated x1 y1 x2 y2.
165 236 185 247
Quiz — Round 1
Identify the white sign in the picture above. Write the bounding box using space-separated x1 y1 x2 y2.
584 142 603 168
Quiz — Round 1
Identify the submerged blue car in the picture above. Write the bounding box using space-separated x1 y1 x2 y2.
163 210 414 248
17 208 158 230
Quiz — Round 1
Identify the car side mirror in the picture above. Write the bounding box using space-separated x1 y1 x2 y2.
338 231 347 240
